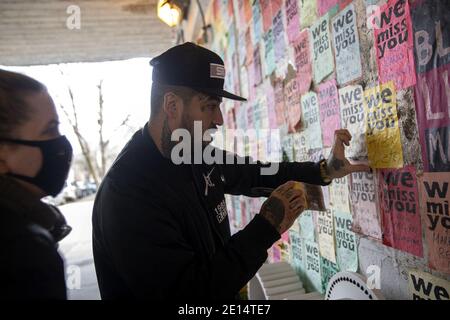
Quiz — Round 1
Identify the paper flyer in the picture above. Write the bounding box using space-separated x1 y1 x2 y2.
419 173 450 274
378 166 424 257
364 81 404 168
334 210 358 272
374 0 416 90
331 3 362 85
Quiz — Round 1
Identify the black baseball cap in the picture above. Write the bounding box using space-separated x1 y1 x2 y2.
150 42 246 101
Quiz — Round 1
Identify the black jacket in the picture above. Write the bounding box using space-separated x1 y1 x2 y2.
0 176 69 300
92 124 329 300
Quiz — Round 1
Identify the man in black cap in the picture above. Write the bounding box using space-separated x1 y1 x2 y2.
92 42 369 300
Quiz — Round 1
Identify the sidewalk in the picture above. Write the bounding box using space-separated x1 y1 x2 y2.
58 197 100 300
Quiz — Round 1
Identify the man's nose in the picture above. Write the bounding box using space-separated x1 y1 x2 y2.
213 107 224 126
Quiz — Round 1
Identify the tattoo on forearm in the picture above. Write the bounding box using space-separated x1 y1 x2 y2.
330 158 345 172
260 197 285 232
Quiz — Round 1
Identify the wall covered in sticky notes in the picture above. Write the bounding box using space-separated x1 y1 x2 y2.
200 0 450 299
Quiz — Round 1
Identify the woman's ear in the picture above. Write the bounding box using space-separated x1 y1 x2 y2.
162 92 181 120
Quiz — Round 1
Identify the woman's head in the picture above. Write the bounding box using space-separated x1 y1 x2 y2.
0 69 72 198
0 69 48 138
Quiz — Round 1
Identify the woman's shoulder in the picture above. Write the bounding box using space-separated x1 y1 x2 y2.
0 205 66 300
0 204 57 250
0 206 63 274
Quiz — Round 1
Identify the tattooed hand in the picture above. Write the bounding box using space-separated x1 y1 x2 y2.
259 181 307 235
326 129 371 179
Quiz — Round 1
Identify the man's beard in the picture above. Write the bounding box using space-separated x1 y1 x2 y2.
162 116 217 161
182 115 217 150
161 117 178 158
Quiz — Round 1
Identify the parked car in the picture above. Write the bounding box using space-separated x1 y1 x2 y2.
86 182 97 195
62 182 77 203
73 181 97 199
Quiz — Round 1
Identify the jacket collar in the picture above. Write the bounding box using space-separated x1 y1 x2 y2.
110 122 192 185
0 175 71 241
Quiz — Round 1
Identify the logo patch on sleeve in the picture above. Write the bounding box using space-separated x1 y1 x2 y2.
210 63 225 79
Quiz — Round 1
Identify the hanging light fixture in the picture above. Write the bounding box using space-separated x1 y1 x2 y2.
157 0 183 27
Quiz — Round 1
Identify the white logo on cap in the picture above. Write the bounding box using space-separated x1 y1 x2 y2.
210 63 225 79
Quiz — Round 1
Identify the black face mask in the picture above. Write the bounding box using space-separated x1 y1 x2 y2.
2 136 73 197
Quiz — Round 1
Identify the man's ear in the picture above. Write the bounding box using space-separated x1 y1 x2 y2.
162 92 181 120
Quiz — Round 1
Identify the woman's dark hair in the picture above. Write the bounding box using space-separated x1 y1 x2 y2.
0 69 46 139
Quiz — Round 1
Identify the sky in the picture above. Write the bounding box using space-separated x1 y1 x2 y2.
1 58 153 156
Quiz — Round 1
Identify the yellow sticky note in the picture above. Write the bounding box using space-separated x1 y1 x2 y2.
364 81 404 168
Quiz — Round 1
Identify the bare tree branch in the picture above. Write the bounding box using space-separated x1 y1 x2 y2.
104 114 131 147
58 67 99 186
97 80 106 178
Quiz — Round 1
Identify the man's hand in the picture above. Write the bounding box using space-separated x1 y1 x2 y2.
259 181 306 235
326 129 371 179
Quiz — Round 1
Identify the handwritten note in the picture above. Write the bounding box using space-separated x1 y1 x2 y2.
238 30 247 66
285 0 301 43
273 9 287 63
300 0 318 29
321 257 340 293
284 65 302 133
304 240 323 293
311 14 334 84
253 100 262 130
317 210 337 263
374 0 416 90
263 29 276 76
364 81 404 168
408 270 450 300
301 91 323 149
252 0 263 44
289 230 305 278
299 210 316 241
293 29 313 95
318 79 341 147
227 22 236 56
329 176 350 213
246 101 255 129
253 46 262 86
231 53 241 96
339 85 367 159
293 131 310 162
274 79 287 127
419 173 450 275
264 80 277 129
378 166 424 257
267 129 282 162
247 60 256 100
239 65 249 100
350 171 382 240
331 3 362 85
334 210 358 272
245 26 253 66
